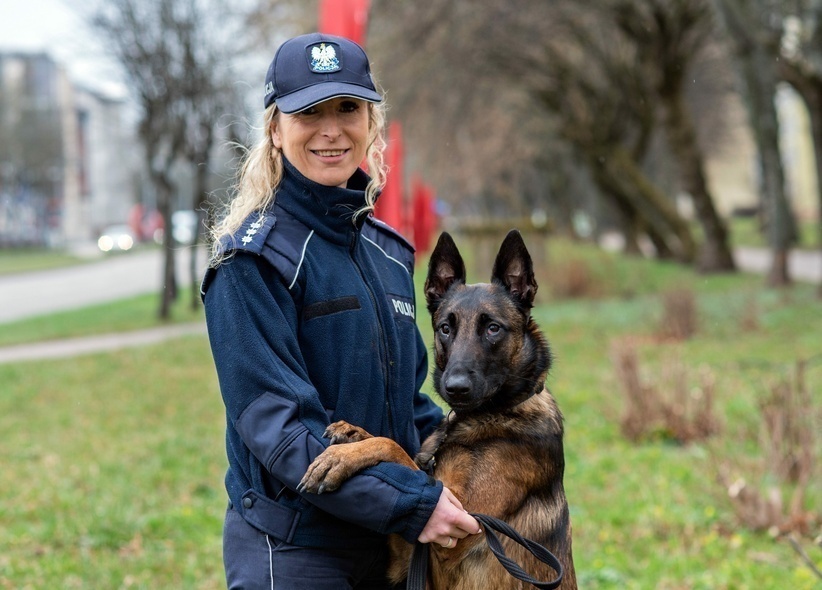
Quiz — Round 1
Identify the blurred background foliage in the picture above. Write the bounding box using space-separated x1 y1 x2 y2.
3 0 820 310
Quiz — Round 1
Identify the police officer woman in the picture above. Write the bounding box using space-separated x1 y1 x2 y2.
202 33 480 589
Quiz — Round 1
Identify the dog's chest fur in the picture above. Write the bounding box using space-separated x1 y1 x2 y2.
421 393 565 515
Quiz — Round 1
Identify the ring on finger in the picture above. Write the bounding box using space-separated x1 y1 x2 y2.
443 536 454 549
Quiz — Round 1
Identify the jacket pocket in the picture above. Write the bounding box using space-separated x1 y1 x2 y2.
239 490 300 543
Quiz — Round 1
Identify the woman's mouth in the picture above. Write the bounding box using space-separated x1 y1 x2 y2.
312 149 348 157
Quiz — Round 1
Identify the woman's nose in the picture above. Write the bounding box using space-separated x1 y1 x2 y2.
320 113 341 138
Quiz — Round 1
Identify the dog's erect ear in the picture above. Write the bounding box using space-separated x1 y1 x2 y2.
491 229 537 309
425 232 466 312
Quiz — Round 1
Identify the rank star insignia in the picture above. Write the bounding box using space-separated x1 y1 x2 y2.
309 43 341 73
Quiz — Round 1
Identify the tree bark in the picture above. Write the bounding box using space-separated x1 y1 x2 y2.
590 148 696 262
152 171 177 320
713 0 797 286
190 154 210 310
778 62 822 297
660 88 736 272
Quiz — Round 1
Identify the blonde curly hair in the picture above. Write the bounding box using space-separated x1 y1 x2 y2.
210 100 387 263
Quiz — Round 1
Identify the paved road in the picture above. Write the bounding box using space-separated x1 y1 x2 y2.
0 245 208 324
734 246 821 283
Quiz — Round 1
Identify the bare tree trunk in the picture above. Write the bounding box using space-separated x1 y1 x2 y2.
153 172 177 320
190 158 209 310
660 89 736 272
590 148 695 261
748 73 795 287
806 99 822 298
611 0 734 271
713 0 797 286
611 147 696 262
88 0 239 318
604 185 672 258
779 64 822 297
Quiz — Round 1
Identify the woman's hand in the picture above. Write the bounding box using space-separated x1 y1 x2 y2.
418 487 482 549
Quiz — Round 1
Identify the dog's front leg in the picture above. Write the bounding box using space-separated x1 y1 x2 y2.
298 422 418 494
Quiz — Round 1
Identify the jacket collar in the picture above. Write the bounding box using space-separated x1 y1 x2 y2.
276 157 371 244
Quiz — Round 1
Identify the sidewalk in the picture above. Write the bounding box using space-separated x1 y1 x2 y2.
734 246 821 283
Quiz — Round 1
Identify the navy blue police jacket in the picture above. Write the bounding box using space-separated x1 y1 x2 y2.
201 158 444 549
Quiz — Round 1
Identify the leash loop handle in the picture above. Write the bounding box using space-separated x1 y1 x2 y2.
406 512 564 590
473 513 563 589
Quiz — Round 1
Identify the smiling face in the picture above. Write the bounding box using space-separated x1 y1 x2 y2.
271 97 370 188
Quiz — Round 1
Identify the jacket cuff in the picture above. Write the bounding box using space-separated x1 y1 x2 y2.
398 476 443 544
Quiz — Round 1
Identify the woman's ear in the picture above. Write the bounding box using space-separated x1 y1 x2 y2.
270 121 282 149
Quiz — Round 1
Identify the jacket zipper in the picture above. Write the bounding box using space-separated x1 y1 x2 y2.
350 232 395 438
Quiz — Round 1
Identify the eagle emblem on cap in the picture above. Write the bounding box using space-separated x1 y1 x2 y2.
310 43 341 73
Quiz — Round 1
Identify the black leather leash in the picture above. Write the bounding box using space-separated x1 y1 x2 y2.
406 512 564 590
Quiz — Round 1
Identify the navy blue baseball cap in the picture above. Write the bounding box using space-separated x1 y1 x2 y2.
264 32 383 113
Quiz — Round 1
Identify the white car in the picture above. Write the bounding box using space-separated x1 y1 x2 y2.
97 225 135 252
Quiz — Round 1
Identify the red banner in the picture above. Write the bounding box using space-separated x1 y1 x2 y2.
374 120 406 233
411 176 438 256
318 0 371 45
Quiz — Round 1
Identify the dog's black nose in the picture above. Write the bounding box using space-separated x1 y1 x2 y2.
444 373 472 398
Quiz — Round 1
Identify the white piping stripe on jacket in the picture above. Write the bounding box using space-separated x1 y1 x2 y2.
288 232 409 290
362 236 410 275
289 230 315 290
265 534 274 590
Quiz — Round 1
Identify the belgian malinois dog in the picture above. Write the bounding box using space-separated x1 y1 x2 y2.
299 230 577 589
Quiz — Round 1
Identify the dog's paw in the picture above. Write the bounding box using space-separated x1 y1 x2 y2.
298 446 355 495
414 451 436 472
324 421 373 444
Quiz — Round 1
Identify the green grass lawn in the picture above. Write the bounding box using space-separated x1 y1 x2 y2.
1 237 820 589
0 248 92 276
0 339 226 589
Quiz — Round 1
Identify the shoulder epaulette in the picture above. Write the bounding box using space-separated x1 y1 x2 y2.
223 212 277 255
260 211 314 291
365 216 415 253
229 209 315 292
201 212 279 298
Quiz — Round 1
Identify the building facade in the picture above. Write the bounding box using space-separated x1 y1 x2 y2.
0 51 137 248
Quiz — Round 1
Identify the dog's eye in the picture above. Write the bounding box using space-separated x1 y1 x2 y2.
439 323 451 336
487 323 501 336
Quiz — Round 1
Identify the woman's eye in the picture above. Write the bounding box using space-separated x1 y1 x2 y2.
339 101 359 113
298 106 318 116
487 323 501 336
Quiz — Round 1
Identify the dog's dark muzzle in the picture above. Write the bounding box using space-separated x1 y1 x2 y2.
441 363 484 409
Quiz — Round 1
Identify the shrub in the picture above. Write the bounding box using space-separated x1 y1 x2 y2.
549 256 603 299
657 287 698 340
716 360 819 537
611 337 720 444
